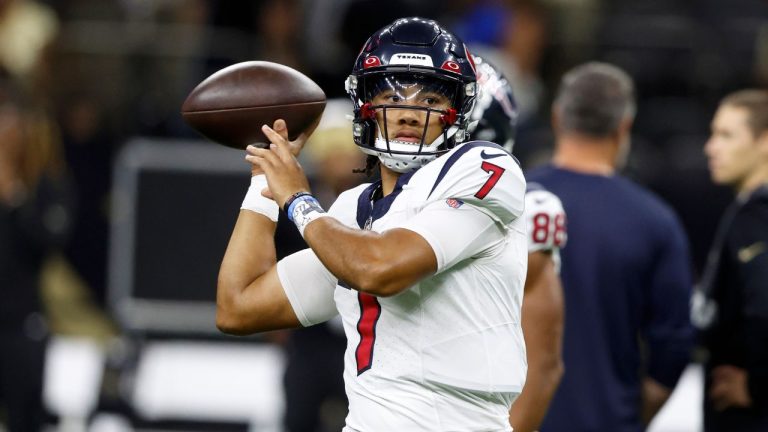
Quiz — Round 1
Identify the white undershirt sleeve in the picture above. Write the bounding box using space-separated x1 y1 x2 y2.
276 248 339 327
396 201 506 273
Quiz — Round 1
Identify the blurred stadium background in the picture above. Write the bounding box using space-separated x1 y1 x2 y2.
0 0 766 430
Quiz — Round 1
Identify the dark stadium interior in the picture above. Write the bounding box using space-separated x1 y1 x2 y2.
0 0 766 430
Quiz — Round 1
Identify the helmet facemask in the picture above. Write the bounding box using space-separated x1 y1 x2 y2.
348 72 474 173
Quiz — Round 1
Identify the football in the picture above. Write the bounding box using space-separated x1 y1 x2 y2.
181 61 326 149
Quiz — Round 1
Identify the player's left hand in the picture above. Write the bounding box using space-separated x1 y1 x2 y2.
709 365 753 410
245 119 312 208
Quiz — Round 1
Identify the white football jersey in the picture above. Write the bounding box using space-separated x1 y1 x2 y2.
277 141 528 432
524 184 567 255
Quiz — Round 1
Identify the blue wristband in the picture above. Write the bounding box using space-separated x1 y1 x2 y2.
287 194 323 222
285 194 328 236
283 192 311 217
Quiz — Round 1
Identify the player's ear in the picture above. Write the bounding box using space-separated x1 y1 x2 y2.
617 117 633 140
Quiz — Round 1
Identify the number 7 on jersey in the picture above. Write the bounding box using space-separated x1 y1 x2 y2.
475 161 505 199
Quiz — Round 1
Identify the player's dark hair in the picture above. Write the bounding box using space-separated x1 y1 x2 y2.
721 89 768 138
554 62 636 137
353 155 380 177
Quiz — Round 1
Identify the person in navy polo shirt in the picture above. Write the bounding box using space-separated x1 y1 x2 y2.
527 62 694 432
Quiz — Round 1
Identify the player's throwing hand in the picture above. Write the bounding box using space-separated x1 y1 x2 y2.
245 119 312 206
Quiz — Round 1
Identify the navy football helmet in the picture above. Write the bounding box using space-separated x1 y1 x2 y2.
468 56 519 152
345 17 478 172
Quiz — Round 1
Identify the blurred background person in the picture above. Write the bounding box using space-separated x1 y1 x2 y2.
0 0 58 92
451 0 550 126
527 62 695 432
300 99 368 209
0 78 73 432
305 0 419 97
253 0 304 71
694 89 768 431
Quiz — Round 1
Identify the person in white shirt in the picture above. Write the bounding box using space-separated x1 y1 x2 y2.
217 17 527 432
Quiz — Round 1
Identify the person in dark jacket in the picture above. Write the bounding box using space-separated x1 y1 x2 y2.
0 79 72 431
527 62 694 432
693 89 768 431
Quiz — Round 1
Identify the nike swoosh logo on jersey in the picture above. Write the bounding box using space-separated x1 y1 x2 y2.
738 241 766 263
480 149 505 159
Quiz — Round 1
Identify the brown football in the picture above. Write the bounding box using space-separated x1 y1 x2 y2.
181 61 326 149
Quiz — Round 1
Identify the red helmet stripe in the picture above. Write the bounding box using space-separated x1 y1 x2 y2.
465 45 476 74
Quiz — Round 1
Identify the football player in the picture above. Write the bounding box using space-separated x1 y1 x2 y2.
470 56 566 432
218 17 527 431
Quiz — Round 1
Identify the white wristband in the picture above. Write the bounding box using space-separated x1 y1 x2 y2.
241 175 279 222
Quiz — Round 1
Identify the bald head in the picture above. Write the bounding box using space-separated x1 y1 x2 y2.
553 62 636 137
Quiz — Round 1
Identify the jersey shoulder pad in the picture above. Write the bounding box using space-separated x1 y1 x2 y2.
425 141 525 224
525 185 567 252
525 184 565 216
